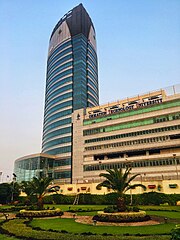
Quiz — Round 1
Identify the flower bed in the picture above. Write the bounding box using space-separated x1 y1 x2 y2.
93 211 150 223
16 208 63 218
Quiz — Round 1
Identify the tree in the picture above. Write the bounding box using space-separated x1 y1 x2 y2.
10 181 21 202
0 182 20 204
96 167 146 212
21 176 59 209
20 181 34 205
0 183 11 204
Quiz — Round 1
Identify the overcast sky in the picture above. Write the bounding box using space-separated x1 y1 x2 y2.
0 0 179 181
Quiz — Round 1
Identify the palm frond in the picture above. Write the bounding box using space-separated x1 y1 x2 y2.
125 183 146 192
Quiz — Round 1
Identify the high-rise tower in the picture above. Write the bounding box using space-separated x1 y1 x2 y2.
42 4 99 182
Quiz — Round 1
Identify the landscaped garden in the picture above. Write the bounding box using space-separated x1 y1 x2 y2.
0 205 180 239
0 168 180 239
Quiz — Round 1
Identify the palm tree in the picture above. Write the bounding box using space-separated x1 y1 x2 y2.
31 176 53 209
20 181 34 205
21 176 57 209
96 167 146 212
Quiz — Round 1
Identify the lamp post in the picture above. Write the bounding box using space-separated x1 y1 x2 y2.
125 159 133 205
173 154 178 180
11 173 17 203
0 172 2 183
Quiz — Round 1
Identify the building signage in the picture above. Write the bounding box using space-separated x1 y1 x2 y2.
89 98 162 119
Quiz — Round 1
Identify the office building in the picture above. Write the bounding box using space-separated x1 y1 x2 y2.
14 5 180 193
72 85 180 185
42 4 99 182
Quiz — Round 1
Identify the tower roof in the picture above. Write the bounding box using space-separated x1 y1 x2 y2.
50 4 95 40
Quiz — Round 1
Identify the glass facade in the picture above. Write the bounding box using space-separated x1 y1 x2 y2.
41 4 99 182
14 155 55 182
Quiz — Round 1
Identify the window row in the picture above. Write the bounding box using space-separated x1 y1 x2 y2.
45 92 72 111
87 77 98 91
87 51 97 65
87 69 98 83
88 42 97 56
54 158 71 167
85 125 180 144
87 63 98 77
44 100 72 118
87 44 97 59
43 117 71 134
47 53 72 73
47 61 72 83
88 93 98 105
47 46 72 72
45 146 72 156
85 136 169 151
83 113 179 136
46 76 72 96
47 68 73 88
47 60 72 81
43 126 72 143
46 84 72 104
54 170 71 179
42 136 72 150
87 57 97 70
84 100 180 125
87 86 98 100
84 158 180 171
48 40 72 65
44 109 72 127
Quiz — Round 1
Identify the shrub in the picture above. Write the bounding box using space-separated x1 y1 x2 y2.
42 192 180 206
171 225 180 240
93 210 150 223
104 206 118 213
16 208 63 218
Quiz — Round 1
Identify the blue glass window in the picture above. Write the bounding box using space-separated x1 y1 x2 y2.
45 146 72 156
44 100 72 117
43 126 71 142
42 136 72 149
43 117 71 133
44 109 72 125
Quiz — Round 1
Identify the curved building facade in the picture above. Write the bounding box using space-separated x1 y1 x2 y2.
14 153 55 182
42 4 99 182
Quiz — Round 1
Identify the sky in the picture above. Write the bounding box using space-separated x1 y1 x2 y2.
0 0 180 181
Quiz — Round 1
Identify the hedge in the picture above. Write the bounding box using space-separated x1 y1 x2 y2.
16 208 63 218
18 192 180 206
93 211 150 223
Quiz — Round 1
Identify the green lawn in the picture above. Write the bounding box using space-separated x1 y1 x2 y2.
0 234 19 240
0 204 179 239
1 219 171 240
147 210 180 219
139 205 180 212
30 218 176 235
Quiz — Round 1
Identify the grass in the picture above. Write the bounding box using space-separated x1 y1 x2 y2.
0 204 179 239
0 219 170 240
0 235 18 240
30 218 176 235
0 234 19 240
0 205 13 210
146 211 180 219
139 205 180 211
1 219 171 240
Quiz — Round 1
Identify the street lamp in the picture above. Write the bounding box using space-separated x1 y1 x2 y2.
11 173 17 202
125 159 133 205
173 154 178 180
